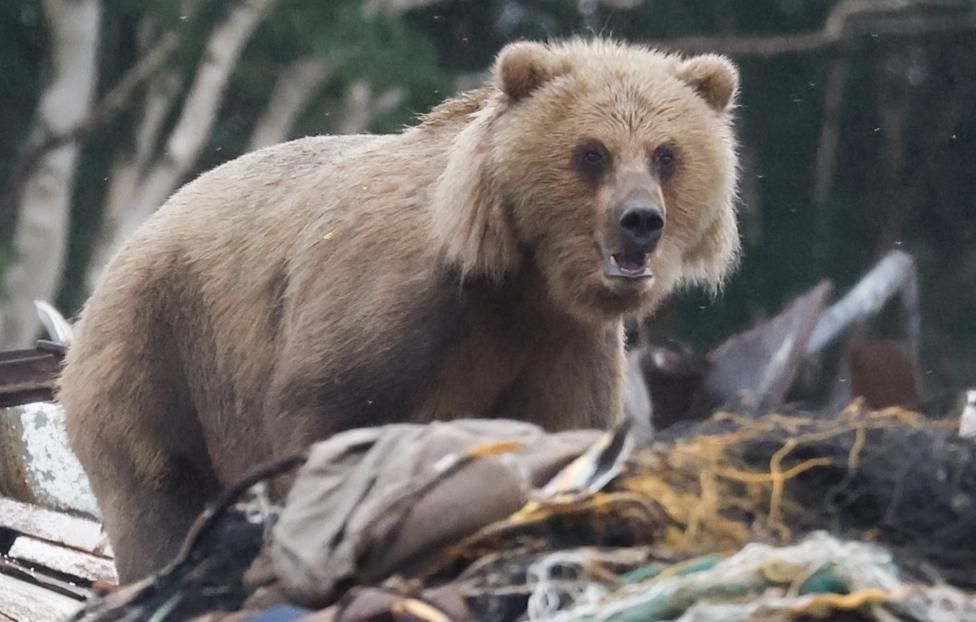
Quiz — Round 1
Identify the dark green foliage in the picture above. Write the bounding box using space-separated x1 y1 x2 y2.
0 0 45 243
3 0 975 391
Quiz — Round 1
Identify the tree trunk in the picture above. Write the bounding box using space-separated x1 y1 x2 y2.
335 81 405 135
875 47 914 246
84 68 183 293
362 0 445 16
85 0 279 290
0 0 101 349
248 57 332 151
810 54 850 265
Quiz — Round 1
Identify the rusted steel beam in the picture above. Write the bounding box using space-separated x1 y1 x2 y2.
0 342 64 408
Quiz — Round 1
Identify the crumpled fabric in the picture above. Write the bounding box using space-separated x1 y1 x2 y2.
271 419 602 606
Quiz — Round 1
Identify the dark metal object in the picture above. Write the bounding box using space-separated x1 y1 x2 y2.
704 280 834 415
0 342 64 408
640 346 708 429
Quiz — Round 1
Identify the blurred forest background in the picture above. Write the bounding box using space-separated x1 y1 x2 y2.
1 0 974 396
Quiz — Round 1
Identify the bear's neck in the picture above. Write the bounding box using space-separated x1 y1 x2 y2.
459 260 597 340
411 260 619 428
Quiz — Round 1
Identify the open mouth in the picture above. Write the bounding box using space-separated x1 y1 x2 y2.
602 250 653 280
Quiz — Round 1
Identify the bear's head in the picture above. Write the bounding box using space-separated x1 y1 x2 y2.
432 38 740 323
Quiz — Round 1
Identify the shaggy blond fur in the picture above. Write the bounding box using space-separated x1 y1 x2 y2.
58 38 740 582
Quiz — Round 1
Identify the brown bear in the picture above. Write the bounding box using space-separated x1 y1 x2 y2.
58 38 741 582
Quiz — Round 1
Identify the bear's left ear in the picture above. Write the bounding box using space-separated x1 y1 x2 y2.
494 41 571 101
675 54 739 112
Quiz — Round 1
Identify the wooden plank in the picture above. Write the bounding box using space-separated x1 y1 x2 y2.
0 497 108 556
0 557 90 601
8 536 117 584
0 572 82 622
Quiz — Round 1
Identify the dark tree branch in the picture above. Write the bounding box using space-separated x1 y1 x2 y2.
27 31 181 162
0 8 201 233
652 7 976 56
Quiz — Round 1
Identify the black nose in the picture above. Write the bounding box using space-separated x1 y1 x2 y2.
619 202 664 250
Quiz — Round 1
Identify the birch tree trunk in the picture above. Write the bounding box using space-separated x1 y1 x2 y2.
810 55 850 265
335 81 405 135
0 0 101 349
362 0 445 16
247 57 332 151
85 0 279 290
83 64 182 294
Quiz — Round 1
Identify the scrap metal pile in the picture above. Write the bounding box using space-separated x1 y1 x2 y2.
3 250 976 621
69 406 976 621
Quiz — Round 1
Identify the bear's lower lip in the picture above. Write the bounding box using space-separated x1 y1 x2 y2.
602 250 653 280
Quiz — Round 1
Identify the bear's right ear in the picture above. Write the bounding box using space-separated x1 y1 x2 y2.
494 41 570 101
675 54 739 112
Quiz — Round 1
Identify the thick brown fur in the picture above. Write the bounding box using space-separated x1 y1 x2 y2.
58 38 741 582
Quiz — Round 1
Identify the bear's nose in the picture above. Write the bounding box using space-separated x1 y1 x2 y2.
619 202 664 250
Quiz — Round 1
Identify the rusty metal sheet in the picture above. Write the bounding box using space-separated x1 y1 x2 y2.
847 339 921 410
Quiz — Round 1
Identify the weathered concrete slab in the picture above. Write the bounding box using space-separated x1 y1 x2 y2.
0 402 99 517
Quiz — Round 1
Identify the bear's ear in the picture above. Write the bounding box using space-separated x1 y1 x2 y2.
675 54 739 112
494 41 570 101
431 113 521 281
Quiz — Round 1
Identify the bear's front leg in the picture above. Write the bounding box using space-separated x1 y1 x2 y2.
502 322 626 432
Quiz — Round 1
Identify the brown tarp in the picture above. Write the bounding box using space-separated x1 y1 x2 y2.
271 419 603 606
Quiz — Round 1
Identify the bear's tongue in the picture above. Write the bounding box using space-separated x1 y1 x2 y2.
609 252 651 278
604 252 653 278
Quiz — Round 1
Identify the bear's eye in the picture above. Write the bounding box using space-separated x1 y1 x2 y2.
573 141 611 181
583 149 605 165
652 145 677 179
